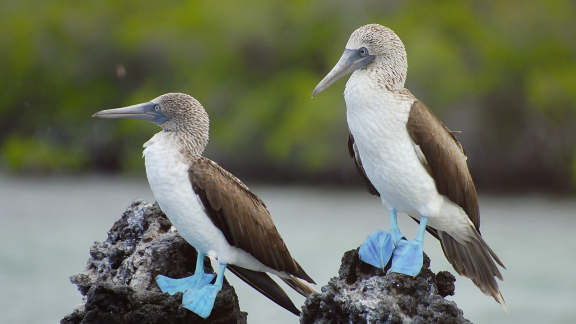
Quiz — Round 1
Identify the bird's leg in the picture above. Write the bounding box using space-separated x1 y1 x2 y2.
182 263 227 318
388 209 405 240
389 215 428 277
359 209 406 269
156 252 215 295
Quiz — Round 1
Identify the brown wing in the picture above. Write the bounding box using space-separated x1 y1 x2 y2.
407 100 506 308
406 100 480 231
348 130 380 197
189 157 313 283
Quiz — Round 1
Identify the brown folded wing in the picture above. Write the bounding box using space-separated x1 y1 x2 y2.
407 100 506 308
189 157 313 282
406 100 480 231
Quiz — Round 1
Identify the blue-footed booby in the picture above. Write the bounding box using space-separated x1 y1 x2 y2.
93 93 315 318
312 24 507 310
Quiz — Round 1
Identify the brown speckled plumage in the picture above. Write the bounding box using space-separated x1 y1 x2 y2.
152 93 210 157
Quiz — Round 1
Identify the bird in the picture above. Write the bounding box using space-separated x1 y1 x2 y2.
93 93 316 318
311 24 507 310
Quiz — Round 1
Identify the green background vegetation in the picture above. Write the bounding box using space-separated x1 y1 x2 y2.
1 0 575 192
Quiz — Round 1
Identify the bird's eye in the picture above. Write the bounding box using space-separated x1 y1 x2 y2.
359 47 369 56
154 105 160 111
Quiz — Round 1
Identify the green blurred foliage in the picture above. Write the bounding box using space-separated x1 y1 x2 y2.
3 134 88 171
0 0 575 189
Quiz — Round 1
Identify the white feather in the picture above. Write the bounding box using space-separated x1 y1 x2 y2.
143 131 285 275
344 70 472 239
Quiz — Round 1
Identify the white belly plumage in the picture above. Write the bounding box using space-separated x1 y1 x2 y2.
344 73 474 238
142 132 281 274
345 78 439 215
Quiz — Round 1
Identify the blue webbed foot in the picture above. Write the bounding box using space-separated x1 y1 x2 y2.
388 237 424 277
182 262 227 318
389 215 429 277
156 272 215 295
156 252 214 295
359 229 405 269
156 252 223 318
182 284 222 318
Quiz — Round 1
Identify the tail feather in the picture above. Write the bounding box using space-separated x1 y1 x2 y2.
438 230 508 311
227 265 300 316
280 275 317 298
293 260 316 284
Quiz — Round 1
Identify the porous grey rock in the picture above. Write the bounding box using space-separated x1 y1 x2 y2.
300 249 471 324
61 199 247 324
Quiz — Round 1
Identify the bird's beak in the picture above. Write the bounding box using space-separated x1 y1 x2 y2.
312 49 375 97
92 102 169 125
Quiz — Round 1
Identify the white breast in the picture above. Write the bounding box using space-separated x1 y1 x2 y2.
344 71 443 218
143 132 227 256
142 132 283 274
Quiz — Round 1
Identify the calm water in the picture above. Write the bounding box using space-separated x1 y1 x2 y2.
1 174 575 324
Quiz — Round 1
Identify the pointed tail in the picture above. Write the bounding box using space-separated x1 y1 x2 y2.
280 275 317 298
439 230 508 312
227 265 301 316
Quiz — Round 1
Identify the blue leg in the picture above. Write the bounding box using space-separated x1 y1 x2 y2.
389 215 429 277
182 263 227 318
156 252 215 295
359 209 406 269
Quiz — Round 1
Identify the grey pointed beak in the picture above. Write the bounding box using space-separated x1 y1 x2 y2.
93 102 169 125
312 49 375 97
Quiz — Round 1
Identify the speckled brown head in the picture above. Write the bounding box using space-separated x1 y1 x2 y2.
149 93 209 135
312 24 408 96
93 92 210 154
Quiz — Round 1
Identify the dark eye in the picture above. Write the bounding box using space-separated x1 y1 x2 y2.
359 47 367 55
154 105 160 111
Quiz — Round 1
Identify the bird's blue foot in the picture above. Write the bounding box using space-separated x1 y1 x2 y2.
388 215 429 277
156 252 228 318
182 283 221 318
389 238 424 277
359 229 405 269
156 272 215 295
181 262 227 318
156 252 215 295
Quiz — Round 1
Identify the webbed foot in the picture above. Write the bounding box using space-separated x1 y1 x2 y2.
182 284 222 318
156 272 215 295
359 229 405 269
388 238 424 277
